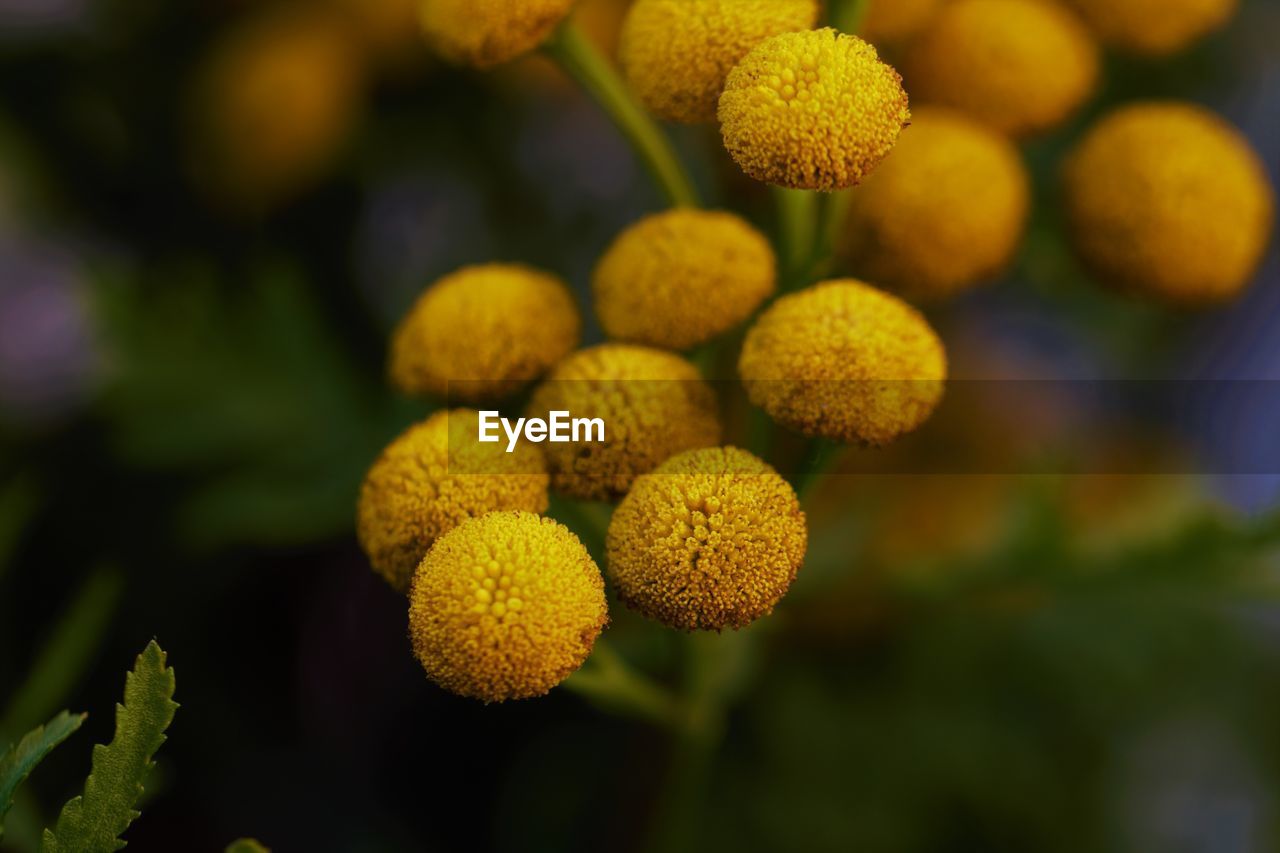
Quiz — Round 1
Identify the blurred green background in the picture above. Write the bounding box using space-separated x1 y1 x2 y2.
1 0 1279 850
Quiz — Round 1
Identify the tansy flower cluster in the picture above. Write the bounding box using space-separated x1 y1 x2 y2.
362 0 1271 707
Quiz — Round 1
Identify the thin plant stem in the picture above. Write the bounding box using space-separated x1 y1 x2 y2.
773 187 820 288
829 0 872 33
543 22 700 208
562 640 686 730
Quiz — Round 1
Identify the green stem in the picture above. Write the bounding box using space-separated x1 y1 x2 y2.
791 438 847 500
544 22 700 208
829 0 872 33
562 640 685 730
774 187 820 288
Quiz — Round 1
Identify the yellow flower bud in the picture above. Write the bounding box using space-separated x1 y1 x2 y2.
421 0 575 67
606 447 807 631
620 0 819 124
1062 102 1274 303
593 209 777 350
861 0 943 45
357 410 549 592
408 511 607 702
718 28 910 191
904 0 1099 138
527 344 722 501
739 280 947 445
1063 0 1237 57
840 107 1031 300
390 263 581 402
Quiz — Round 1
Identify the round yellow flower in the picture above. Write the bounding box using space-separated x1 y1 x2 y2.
408 511 607 702
357 409 550 592
1063 0 1237 57
421 0 575 67
620 0 819 124
390 263 580 402
593 210 776 350
191 5 364 211
861 0 943 44
607 447 807 631
904 0 1099 138
1062 102 1275 303
526 344 722 501
839 107 1031 300
718 28 910 191
738 280 947 445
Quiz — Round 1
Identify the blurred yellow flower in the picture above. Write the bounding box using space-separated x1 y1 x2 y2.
421 0 576 67
390 263 581 402
1063 102 1274 303
527 344 722 501
861 0 943 44
408 511 607 702
739 280 947 445
839 107 1031 300
718 28 910 190
1063 0 1238 57
904 0 1099 138
191 6 365 211
357 410 549 592
620 0 819 124
606 446 806 630
593 209 776 350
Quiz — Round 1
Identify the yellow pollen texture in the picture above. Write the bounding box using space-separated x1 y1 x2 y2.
408 512 608 702
390 263 580 403
738 280 947 445
526 344 723 501
840 107 1031 300
1062 102 1275 303
607 446 807 631
593 209 777 350
904 0 1099 139
620 0 819 124
1064 0 1238 57
357 409 549 592
421 0 576 68
718 28 910 191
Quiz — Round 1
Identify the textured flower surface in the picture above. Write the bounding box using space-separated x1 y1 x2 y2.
718 28 910 191
861 0 943 44
357 409 549 592
607 446 806 631
840 107 1030 300
739 280 947 445
390 263 580 402
527 344 722 501
620 0 819 124
421 0 575 67
593 209 776 350
904 0 1099 138
1064 0 1237 56
1062 102 1274 303
409 511 607 702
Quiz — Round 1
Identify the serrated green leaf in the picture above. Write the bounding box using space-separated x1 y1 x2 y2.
0 711 86 839
225 839 271 853
40 642 178 853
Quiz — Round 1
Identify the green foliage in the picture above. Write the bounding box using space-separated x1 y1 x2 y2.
0 711 85 839
40 642 178 853
224 839 270 853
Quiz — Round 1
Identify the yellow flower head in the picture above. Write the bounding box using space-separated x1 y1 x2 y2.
718 28 910 191
839 107 1031 300
421 0 575 67
408 511 607 702
606 447 807 631
390 263 581 402
620 0 819 124
861 0 943 44
527 344 722 501
739 280 947 445
1064 0 1237 57
357 409 550 592
593 209 777 350
904 0 1099 138
1062 102 1275 303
